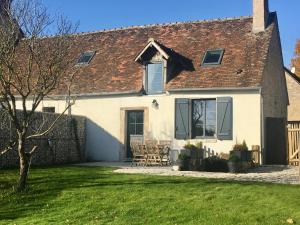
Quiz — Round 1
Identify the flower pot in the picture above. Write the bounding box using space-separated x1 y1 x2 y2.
227 161 242 173
178 158 190 171
230 150 251 162
172 165 179 171
189 149 204 171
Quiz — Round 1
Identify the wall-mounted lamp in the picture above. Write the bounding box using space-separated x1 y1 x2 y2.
152 99 159 108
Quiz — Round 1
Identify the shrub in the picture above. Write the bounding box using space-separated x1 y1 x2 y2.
202 156 228 172
219 152 229 160
233 140 248 151
178 153 190 161
241 140 248 151
196 142 203 149
183 142 197 151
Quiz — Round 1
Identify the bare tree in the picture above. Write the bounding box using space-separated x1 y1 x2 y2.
0 0 78 191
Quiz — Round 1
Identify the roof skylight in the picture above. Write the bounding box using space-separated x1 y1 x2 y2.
202 49 224 66
77 51 95 65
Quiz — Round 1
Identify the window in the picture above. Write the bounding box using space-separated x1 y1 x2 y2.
192 99 216 138
146 62 164 94
202 49 224 66
42 107 55 113
175 97 233 140
77 51 95 65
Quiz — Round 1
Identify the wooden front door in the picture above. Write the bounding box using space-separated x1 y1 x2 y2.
126 111 144 158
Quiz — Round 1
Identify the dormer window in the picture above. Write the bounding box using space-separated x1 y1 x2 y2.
77 51 95 65
202 49 224 66
135 38 170 95
146 62 164 94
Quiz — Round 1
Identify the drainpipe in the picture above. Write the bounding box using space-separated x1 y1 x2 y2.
260 89 265 165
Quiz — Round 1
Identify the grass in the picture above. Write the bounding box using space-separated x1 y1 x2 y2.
0 166 300 225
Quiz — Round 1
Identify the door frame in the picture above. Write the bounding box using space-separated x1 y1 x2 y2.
119 107 149 161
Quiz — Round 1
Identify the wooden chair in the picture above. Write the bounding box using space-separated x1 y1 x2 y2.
158 140 172 166
131 142 146 166
145 140 160 166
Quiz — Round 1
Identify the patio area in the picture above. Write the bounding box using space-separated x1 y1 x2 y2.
76 162 300 185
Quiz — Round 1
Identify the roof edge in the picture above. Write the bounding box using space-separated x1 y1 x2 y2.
285 66 300 84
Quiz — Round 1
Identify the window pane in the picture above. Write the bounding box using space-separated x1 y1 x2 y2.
192 99 216 138
205 100 216 137
128 112 136 123
136 112 144 123
203 50 223 64
192 100 205 138
128 124 136 134
42 107 55 113
136 124 144 135
147 63 163 94
77 52 95 64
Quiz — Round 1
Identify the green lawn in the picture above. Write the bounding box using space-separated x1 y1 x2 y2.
0 166 299 225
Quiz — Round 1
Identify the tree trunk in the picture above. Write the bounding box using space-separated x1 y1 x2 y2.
17 133 30 192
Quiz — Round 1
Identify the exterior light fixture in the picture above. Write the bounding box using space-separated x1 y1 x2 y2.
152 99 159 108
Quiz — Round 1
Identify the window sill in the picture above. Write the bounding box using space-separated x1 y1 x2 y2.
145 91 166 96
192 137 217 143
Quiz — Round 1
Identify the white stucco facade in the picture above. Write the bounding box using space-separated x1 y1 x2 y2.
16 89 262 162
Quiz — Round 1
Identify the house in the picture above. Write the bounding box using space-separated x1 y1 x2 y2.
11 0 288 164
285 67 300 122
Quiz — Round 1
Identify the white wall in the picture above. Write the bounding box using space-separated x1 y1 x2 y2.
16 90 262 162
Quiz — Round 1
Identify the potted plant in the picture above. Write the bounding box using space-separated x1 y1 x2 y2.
230 140 251 162
177 153 190 171
201 156 228 172
183 142 204 170
227 155 241 173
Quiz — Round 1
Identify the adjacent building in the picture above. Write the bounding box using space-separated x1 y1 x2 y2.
285 67 300 121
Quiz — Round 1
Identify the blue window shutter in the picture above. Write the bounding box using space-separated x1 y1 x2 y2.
217 97 233 140
175 99 190 139
147 63 163 94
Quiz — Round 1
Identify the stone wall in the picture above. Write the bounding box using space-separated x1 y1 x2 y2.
261 19 288 119
0 110 86 168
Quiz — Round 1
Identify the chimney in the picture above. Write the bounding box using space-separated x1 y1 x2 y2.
253 0 269 33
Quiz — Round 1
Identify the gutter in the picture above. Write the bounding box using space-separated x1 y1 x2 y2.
14 90 141 100
14 87 263 100
168 87 262 93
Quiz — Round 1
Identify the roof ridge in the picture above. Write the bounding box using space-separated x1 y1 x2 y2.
34 15 252 39
72 15 252 37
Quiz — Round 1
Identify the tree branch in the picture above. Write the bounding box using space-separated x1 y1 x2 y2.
26 99 75 140
29 145 38 155
0 141 16 156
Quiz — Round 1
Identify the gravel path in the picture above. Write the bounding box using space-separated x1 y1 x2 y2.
76 162 299 184
114 165 299 185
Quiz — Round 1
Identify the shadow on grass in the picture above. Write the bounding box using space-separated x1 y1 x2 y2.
0 165 298 221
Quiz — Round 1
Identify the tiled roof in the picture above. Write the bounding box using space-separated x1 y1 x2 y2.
50 14 276 95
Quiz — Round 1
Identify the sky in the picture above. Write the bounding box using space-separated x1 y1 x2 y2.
41 0 300 66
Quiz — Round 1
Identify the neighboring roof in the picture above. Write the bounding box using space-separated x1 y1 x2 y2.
43 13 277 95
285 67 300 84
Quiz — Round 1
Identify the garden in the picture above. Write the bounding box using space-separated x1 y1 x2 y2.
177 141 257 173
1 166 300 225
